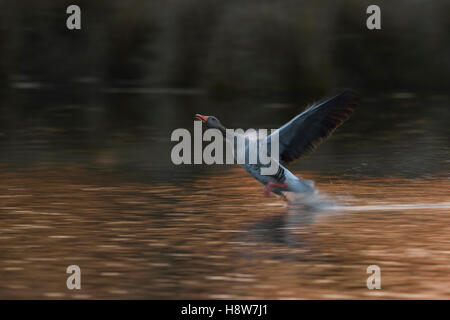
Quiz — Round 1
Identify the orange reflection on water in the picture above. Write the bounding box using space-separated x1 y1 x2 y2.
0 167 449 299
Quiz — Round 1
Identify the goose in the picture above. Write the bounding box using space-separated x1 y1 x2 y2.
195 91 359 201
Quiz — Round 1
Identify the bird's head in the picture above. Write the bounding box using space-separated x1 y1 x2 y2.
195 114 225 131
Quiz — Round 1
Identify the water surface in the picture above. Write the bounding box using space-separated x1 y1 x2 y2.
0 90 449 299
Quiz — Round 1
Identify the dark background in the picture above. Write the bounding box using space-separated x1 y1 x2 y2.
1 0 450 95
0 0 448 179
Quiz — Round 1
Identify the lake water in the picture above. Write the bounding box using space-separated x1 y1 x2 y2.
0 89 449 298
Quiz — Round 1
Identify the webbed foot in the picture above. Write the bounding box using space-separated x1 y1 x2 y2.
263 182 288 197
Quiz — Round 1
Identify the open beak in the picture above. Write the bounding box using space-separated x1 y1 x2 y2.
195 114 209 123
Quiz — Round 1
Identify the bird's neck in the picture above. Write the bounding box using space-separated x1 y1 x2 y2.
218 125 227 136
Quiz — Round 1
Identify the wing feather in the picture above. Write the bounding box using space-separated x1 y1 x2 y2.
266 90 359 164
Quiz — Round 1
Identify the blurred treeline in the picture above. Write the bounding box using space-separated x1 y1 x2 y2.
0 0 449 99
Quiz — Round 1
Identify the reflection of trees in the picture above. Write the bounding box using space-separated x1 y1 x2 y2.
0 0 448 96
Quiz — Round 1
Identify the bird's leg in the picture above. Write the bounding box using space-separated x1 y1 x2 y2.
263 182 288 197
280 194 290 204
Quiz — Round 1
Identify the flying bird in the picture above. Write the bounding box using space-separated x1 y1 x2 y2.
195 91 359 201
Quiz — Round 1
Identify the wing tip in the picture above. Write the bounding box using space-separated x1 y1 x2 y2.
280 89 360 165
335 89 360 109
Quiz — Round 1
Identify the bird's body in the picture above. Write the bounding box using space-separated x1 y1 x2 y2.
240 161 315 195
196 90 358 201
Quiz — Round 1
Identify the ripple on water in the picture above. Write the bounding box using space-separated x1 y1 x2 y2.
0 169 449 298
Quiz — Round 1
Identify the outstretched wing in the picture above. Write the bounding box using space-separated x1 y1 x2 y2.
266 90 359 165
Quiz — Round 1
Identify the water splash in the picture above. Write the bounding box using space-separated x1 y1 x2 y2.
332 202 450 212
285 190 450 213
